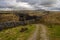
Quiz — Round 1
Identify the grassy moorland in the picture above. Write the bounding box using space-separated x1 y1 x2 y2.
41 12 60 40
0 25 36 40
0 11 60 40
0 11 42 40
0 13 19 22
47 24 60 40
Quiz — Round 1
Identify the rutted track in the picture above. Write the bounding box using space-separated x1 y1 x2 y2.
40 24 49 40
27 24 49 40
27 24 40 40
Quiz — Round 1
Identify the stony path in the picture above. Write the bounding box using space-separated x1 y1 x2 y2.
27 24 49 40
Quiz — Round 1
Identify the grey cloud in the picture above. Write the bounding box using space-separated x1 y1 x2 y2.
0 0 60 11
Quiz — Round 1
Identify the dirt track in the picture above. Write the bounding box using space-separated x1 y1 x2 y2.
27 24 49 40
40 24 49 40
27 24 40 40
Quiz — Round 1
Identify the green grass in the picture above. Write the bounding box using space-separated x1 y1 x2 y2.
0 25 36 40
47 24 60 40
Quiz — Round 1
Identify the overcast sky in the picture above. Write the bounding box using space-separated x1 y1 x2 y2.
0 0 60 11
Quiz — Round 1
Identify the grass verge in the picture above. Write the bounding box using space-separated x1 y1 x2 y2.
0 24 36 40
47 24 60 40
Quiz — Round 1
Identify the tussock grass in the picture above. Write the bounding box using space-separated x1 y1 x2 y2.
0 25 36 40
47 24 60 40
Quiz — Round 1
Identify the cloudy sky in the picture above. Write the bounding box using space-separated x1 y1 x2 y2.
0 0 60 11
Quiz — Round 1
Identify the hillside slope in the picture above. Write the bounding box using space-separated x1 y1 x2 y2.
41 12 60 24
0 14 19 22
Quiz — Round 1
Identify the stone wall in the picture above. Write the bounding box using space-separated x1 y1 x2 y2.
0 21 26 31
